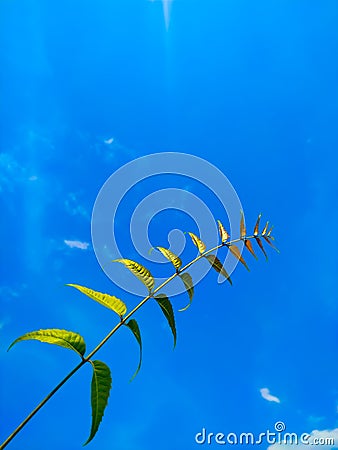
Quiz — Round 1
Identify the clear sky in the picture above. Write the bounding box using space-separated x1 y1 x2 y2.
1 1 338 449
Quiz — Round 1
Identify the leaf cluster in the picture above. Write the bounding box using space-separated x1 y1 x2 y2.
6 213 277 446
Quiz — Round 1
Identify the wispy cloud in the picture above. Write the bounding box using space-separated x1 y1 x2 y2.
0 153 25 192
268 428 338 449
93 134 137 162
64 240 89 250
0 152 41 192
0 285 21 301
64 192 89 219
260 387 280 403
0 285 28 328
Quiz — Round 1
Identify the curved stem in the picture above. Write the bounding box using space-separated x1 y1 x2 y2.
0 235 256 449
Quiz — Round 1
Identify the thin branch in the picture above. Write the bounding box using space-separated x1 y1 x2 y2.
0 233 261 449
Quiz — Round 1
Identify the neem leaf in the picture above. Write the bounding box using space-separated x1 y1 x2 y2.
244 239 258 260
154 247 182 271
125 319 142 382
155 294 177 348
187 232 206 254
267 225 274 237
253 213 262 236
204 254 232 285
178 272 194 311
66 284 127 318
255 236 268 260
240 211 246 239
217 220 229 243
262 221 269 235
113 259 154 292
229 244 250 271
84 360 112 446
8 329 86 358
263 235 280 253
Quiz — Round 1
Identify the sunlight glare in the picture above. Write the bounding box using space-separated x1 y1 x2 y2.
149 0 173 30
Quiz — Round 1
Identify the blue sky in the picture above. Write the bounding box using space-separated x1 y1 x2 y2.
1 0 338 449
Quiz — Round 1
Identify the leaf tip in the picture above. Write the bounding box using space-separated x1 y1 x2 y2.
178 305 191 312
7 342 14 352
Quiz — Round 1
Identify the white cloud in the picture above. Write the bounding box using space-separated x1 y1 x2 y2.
260 387 280 403
104 137 114 145
267 428 338 450
64 240 89 250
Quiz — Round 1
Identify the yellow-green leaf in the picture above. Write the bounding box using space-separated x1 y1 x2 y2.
254 213 262 236
205 254 232 285
267 225 274 237
178 272 194 311
255 237 268 260
8 329 86 358
263 235 280 253
229 244 250 271
154 247 182 270
125 319 142 382
84 360 112 446
217 220 229 243
67 284 127 317
112 259 154 292
262 221 269 235
244 239 258 260
187 232 206 253
155 294 176 348
240 211 246 239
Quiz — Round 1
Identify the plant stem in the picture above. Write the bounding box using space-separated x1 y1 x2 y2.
0 235 256 449
0 360 85 449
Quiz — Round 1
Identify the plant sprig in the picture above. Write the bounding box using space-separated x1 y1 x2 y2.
0 214 278 449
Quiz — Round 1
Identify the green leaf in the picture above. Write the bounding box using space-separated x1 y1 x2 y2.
187 232 206 253
155 294 177 348
262 221 269 235
8 329 86 358
112 259 155 292
84 360 112 446
66 284 127 317
253 213 262 236
267 225 274 237
217 220 229 243
153 247 182 271
178 272 194 311
125 319 142 382
204 254 232 285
